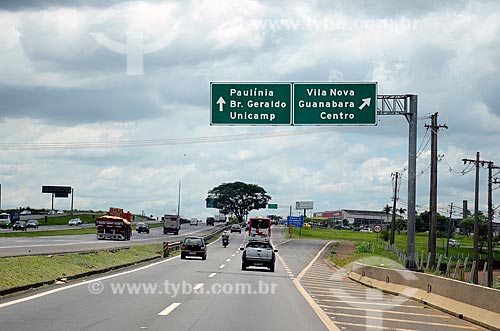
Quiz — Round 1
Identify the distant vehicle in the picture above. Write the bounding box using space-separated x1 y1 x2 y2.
360 227 372 233
214 213 226 223
0 212 20 229
230 224 241 233
20 210 32 215
206 217 215 226
304 222 311 228
68 218 83 226
0 213 12 228
48 210 57 215
240 241 277 272
96 208 132 241
26 220 39 229
12 221 27 231
248 217 271 242
162 214 181 235
180 236 207 260
136 222 150 233
190 218 199 226
448 239 460 247
56 210 64 214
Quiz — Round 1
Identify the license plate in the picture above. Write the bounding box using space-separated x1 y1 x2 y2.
253 262 263 266
189 252 197 255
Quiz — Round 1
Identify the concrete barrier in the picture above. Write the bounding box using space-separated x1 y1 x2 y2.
349 263 500 331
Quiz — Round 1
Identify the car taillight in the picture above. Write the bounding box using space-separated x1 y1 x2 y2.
181 246 186 250
242 250 246 259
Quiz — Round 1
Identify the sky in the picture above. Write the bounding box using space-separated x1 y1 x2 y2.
0 0 499 221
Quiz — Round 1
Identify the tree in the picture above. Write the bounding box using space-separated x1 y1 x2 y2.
396 217 407 234
206 182 271 222
460 217 475 237
382 204 392 214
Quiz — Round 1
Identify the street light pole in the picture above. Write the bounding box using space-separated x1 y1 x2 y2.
177 180 181 219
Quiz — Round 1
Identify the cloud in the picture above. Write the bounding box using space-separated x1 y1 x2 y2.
1 0 500 219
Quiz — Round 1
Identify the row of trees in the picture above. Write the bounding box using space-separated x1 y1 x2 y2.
384 207 494 251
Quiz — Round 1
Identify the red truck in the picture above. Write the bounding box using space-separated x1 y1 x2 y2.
96 207 132 241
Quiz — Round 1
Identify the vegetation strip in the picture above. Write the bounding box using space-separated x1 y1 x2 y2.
0 244 165 295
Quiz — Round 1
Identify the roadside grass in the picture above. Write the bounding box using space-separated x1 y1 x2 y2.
33 214 104 226
0 244 163 292
290 227 500 267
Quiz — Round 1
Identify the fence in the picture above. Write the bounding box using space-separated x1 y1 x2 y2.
384 244 490 286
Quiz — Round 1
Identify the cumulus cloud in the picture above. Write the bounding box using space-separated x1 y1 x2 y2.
0 0 499 218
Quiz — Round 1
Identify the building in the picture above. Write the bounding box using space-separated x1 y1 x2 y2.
313 209 393 228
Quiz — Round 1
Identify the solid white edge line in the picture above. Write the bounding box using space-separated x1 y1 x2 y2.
0 227 226 309
158 302 181 316
0 254 181 309
293 241 341 331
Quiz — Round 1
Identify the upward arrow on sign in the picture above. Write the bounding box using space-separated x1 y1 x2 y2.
217 96 226 112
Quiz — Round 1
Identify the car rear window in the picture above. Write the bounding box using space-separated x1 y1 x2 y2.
247 242 272 249
185 238 203 245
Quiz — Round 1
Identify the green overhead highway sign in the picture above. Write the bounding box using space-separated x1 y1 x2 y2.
293 82 377 125
267 203 278 209
211 82 292 125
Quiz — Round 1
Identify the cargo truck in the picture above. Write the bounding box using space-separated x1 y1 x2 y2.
162 214 181 235
0 211 20 229
96 207 132 240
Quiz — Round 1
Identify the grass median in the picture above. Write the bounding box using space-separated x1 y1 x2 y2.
0 244 165 293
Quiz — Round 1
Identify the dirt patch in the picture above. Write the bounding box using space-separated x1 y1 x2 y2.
333 240 356 257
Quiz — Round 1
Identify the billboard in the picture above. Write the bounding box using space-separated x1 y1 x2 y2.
296 201 313 210
42 186 72 194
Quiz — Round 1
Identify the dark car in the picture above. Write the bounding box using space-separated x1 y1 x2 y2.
136 222 150 234
26 220 39 229
180 236 207 260
206 217 215 226
12 221 27 231
230 224 241 233
240 241 277 272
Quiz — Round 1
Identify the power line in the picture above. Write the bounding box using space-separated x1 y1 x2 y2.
0 128 334 151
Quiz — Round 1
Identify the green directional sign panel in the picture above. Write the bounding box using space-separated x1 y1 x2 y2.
211 83 292 125
293 83 377 125
267 203 278 209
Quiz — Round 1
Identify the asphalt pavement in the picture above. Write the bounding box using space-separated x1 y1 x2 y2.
0 227 329 331
0 224 221 257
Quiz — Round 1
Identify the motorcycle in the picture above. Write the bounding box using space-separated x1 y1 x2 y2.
222 237 229 248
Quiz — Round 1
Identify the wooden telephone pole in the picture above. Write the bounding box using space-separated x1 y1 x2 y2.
425 113 447 268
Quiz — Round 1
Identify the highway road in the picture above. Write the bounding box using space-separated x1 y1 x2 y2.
0 223 222 257
0 226 488 330
0 228 329 331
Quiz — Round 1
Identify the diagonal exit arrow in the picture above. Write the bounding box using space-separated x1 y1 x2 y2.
358 97 371 110
216 96 226 112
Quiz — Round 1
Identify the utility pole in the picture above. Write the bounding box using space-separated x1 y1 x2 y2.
390 172 399 246
487 163 500 287
462 152 492 284
425 113 447 268
446 202 453 257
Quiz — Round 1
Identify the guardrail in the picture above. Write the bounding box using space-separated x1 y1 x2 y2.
162 225 231 257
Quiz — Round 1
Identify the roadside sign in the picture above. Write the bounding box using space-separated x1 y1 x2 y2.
293 82 377 125
206 198 215 208
287 216 304 228
210 82 292 125
296 201 313 210
267 203 278 209
289 224 293 236
373 224 382 233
